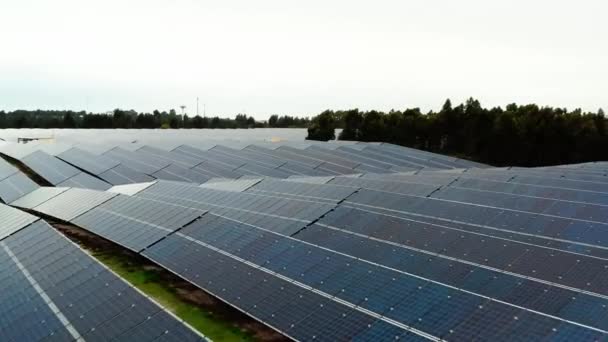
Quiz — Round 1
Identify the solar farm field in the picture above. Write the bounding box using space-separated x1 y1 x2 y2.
1 134 607 341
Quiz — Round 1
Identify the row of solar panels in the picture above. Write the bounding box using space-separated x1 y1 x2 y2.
0 203 207 341
0 142 484 196
13 165 608 341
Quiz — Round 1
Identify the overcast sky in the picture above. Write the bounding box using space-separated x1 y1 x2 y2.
1 0 606 118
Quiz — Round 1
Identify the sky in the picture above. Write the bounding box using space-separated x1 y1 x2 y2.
0 0 606 119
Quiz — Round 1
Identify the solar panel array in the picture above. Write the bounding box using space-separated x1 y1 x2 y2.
1 141 482 191
3 138 608 341
0 203 206 341
15 159 607 341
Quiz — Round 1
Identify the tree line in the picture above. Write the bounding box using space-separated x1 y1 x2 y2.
3 99 606 166
0 109 309 130
307 98 608 167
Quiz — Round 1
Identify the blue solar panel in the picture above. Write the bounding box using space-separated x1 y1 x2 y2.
57 147 120 175
0 172 39 203
0 220 205 341
22 151 80 185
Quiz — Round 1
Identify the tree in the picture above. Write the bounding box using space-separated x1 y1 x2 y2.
306 110 336 141
338 109 362 140
63 112 77 128
268 115 279 127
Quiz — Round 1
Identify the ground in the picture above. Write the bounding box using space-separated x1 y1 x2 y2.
54 223 288 342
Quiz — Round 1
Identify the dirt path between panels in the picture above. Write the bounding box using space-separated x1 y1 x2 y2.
53 222 289 342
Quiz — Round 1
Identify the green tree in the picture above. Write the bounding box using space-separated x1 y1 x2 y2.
63 112 77 128
306 110 336 141
338 109 362 140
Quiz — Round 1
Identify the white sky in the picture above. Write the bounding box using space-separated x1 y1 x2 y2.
0 0 606 118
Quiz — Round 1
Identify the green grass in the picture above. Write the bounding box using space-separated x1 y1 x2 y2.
91 250 255 342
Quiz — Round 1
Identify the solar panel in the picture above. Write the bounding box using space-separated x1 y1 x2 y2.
246 145 324 168
286 175 335 184
329 176 440 196
233 162 295 178
0 219 206 341
192 160 244 179
431 186 608 222
57 147 120 175
103 147 171 174
138 145 202 168
5 139 608 340
512 175 608 193
277 161 336 177
0 172 39 203
33 187 118 221
247 178 357 203
99 164 156 185
145 212 605 340
340 145 426 169
0 157 18 181
21 150 81 185
307 146 390 174
108 181 157 196
137 181 335 235
278 145 360 169
73 195 205 252
173 145 245 169
308 146 393 171
0 203 38 239
142 214 415 341
211 145 286 168
57 172 112 190
152 164 211 184
200 178 262 192
11 186 69 209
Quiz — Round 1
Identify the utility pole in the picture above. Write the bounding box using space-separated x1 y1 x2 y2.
196 97 199 116
203 104 206 118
